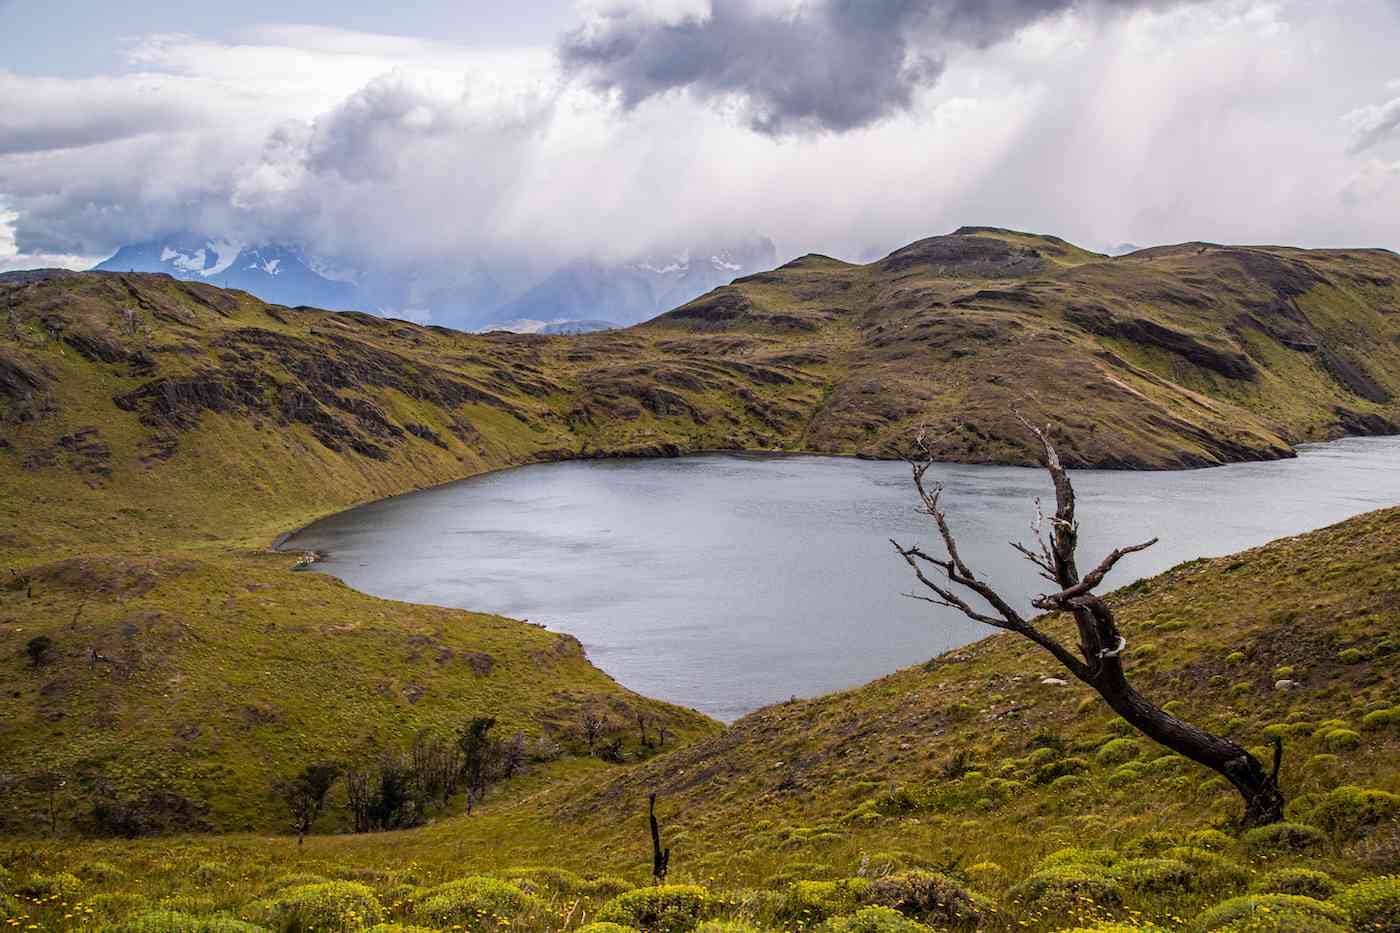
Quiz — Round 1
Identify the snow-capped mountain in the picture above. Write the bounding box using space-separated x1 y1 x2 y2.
494 236 777 328
92 236 358 310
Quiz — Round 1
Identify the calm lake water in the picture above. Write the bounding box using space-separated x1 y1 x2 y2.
286 437 1400 721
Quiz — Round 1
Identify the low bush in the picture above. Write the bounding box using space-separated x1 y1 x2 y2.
17 872 82 901
693 922 764 933
108 911 266 933
1110 858 1196 894
866 869 982 926
820 905 930 932
410 877 538 930
82 892 151 920
1306 785 1400 839
1038 848 1120 871
576 924 638 933
253 880 384 932
770 879 869 925
1249 868 1337 899
1096 738 1143 766
76 861 127 884
1361 708 1400 731
1032 756 1090 785
1241 821 1325 855
1161 848 1251 892
597 884 714 933
1320 729 1361 751
1189 894 1348 932
1184 829 1234 851
1008 865 1123 915
1333 875 1400 933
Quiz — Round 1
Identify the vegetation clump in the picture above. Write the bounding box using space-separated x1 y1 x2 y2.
1305 785 1400 839
1188 893 1349 932
596 884 714 933
1240 821 1325 855
1109 858 1196 894
820 905 931 932
1333 875 1400 933
108 911 266 933
1007 865 1124 917
252 880 384 932
865 869 982 926
409 876 537 930
1249 867 1338 899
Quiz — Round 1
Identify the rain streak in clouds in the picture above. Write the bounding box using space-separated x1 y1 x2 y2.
2 0 1400 278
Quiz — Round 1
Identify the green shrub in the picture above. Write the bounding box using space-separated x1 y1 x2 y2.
1306 785 1400 839
1226 652 1246 663
693 923 764 933
1124 831 1181 857
770 879 869 925
1008 866 1123 914
1184 829 1234 851
1096 738 1143 766
866 870 982 926
576 925 638 933
76 861 127 884
1241 821 1325 855
1362 708 1400 730
1 894 25 921
1321 729 1361 751
261 873 331 894
191 862 230 884
1160 848 1250 892
501 866 587 894
158 895 216 916
1110 858 1195 894
1272 666 1295 679
411 877 537 930
819 906 930 932
1189 894 1348 932
1338 648 1367 664
1334 875 1400 933
597 885 714 933
83 892 151 920
108 911 266 933
1058 925 1168 933
1106 764 1145 787
1038 848 1120 870
1032 756 1090 785
1249 868 1337 899
17 872 82 900
585 876 637 899
365 925 439 933
255 881 384 932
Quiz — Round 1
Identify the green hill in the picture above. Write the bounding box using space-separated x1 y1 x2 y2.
2 228 1399 930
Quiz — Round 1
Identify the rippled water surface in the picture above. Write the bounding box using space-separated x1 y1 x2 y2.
286 437 1400 720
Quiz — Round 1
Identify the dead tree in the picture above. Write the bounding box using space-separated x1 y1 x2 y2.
275 762 341 844
649 793 671 883
891 421 1285 826
581 708 606 755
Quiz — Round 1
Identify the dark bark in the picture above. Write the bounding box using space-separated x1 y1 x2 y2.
891 420 1285 827
649 792 671 883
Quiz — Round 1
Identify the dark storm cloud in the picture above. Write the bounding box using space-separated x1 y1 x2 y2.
558 0 1182 134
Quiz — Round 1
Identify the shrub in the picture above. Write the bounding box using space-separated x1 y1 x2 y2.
1038 848 1120 870
1338 648 1367 664
365 925 439 933
1249 868 1337 899
1123 831 1181 858
1241 821 1325 855
597 885 714 933
191 861 230 884
585 876 637 898
18 871 82 900
1334 875 1400 933
820 906 930 932
108 911 265 933
1189 894 1348 932
577 925 638 933
1007 866 1123 914
1110 858 1195 894
1306 785 1400 839
1321 729 1361 751
158 895 216 916
77 861 128 883
694 923 764 933
1184 829 1234 851
1032 756 1090 785
83 892 151 920
1159 848 1250 892
1096 738 1142 766
261 873 331 894
411 877 537 930
500 866 587 894
770 879 869 925
866 870 982 926
1362 708 1400 730
254 881 384 932
0 894 24 921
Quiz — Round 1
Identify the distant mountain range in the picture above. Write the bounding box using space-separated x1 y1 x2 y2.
90 234 777 332
93 237 359 311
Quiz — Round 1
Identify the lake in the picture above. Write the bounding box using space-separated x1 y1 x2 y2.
285 437 1400 721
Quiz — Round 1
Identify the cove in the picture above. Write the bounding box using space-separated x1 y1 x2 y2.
285 436 1400 721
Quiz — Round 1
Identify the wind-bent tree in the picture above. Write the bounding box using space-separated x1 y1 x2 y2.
891 421 1285 826
276 762 341 844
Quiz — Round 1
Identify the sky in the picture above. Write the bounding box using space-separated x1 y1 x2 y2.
3 0 1400 276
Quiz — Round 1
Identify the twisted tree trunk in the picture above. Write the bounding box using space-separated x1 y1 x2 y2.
892 419 1284 826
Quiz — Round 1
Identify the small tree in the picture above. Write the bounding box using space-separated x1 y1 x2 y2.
275 762 341 844
580 708 606 755
459 717 497 814
25 635 54 667
891 421 1285 826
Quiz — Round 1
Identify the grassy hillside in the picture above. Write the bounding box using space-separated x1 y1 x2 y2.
2 509 1397 930
1 228 1399 928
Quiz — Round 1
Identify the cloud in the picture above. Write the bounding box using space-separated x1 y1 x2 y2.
557 0 1193 135
1346 93 1400 153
